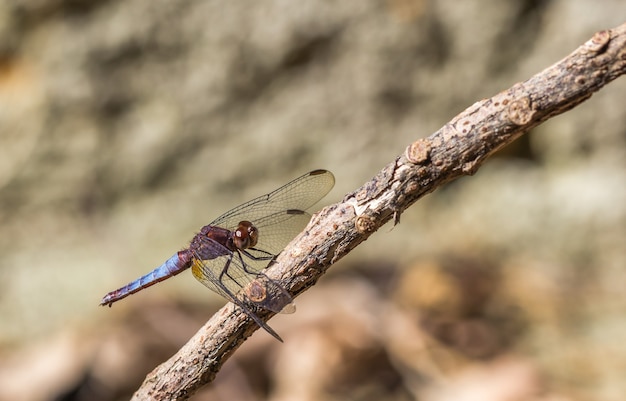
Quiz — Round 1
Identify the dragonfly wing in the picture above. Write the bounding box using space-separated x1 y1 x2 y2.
211 170 334 230
244 209 313 264
190 237 294 314
189 239 249 302
191 257 286 341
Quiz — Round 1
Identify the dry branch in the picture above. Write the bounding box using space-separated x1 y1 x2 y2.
131 23 626 401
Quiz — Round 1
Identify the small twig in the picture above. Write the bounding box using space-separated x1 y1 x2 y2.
131 23 626 401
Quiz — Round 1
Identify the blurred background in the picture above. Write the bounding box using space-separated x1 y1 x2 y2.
0 1 625 400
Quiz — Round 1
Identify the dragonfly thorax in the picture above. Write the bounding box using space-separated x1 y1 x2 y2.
233 220 258 250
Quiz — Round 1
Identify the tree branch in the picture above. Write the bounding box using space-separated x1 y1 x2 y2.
131 23 626 400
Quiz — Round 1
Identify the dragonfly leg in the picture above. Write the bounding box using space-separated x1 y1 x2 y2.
239 248 274 275
212 252 285 341
218 252 247 289
243 247 274 259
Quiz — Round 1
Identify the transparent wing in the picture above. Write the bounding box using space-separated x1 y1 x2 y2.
191 252 287 341
211 169 335 232
190 235 293 314
245 209 313 263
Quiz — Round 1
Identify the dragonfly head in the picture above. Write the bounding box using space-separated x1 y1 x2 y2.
233 220 258 249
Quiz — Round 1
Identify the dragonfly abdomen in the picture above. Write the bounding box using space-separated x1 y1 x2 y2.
100 251 192 306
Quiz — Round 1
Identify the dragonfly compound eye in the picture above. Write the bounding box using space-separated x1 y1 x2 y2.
234 221 258 249
247 225 259 248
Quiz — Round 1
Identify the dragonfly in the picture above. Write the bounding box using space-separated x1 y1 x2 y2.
101 169 335 341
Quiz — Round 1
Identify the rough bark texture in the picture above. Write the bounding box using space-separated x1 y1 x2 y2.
131 23 626 401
